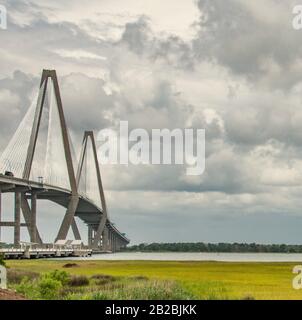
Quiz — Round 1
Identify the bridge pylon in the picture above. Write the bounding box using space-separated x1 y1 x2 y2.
77 131 108 250
0 69 129 250
24 70 80 242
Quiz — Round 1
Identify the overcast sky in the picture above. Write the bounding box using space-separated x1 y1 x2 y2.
1 0 302 245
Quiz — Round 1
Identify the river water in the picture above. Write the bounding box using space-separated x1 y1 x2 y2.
58 252 302 262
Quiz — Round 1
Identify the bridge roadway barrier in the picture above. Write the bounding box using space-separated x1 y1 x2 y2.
0 248 92 259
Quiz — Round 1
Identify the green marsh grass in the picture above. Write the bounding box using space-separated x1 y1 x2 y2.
6 260 302 300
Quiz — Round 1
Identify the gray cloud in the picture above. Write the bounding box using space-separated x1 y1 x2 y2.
117 16 194 70
1 0 302 244
194 0 302 89
0 71 38 149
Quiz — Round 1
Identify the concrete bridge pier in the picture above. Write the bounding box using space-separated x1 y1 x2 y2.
88 225 93 247
108 229 113 252
109 228 114 252
14 192 21 247
118 237 127 251
30 192 37 244
112 234 115 252
102 227 109 251
113 234 117 252
115 237 122 252
110 230 117 253
110 231 113 252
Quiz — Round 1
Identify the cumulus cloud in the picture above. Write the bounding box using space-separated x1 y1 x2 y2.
1 0 302 243
194 0 302 89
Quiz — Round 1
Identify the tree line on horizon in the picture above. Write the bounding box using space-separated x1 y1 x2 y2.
123 242 302 253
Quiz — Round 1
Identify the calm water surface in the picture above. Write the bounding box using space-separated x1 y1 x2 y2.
59 252 302 262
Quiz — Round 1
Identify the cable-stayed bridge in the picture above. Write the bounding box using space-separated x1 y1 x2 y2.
0 69 129 253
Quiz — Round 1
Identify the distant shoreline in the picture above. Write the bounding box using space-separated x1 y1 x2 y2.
123 242 302 254
122 251 302 254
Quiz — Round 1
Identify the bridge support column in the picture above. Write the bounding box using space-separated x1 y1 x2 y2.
88 226 93 248
118 239 126 251
92 215 107 250
14 192 21 247
110 232 113 252
108 229 111 252
107 229 112 252
102 227 109 251
110 230 114 253
20 194 42 245
115 237 121 252
115 237 119 252
119 238 123 251
30 192 37 243
113 234 116 253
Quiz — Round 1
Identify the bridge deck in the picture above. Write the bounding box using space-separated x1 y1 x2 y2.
0 174 130 244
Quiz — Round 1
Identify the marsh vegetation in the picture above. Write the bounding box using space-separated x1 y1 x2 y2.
5 260 302 300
